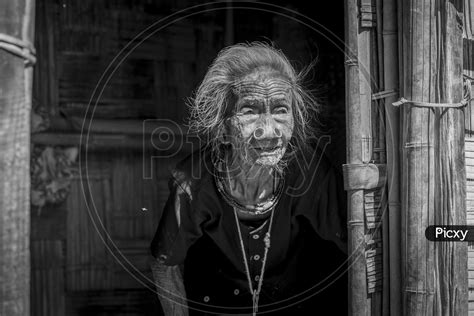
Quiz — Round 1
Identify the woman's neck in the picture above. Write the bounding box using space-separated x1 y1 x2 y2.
224 152 277 206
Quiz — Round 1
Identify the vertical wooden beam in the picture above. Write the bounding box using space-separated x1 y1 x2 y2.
382 0 402 314
344 0 369 314
400 0 467 314
0 0 35 315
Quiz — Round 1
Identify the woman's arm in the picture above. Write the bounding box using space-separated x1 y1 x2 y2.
150 257 188 316
150 173 203 315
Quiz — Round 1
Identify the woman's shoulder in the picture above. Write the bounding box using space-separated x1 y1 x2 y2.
169 146 221 206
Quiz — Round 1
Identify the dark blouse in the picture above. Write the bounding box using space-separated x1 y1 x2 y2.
150 146 348 315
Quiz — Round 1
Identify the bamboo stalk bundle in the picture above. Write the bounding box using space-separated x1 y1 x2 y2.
400 0 467 314
0 0 35 315
344 0 369 314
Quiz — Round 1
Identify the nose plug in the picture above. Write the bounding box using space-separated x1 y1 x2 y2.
253 127 282 139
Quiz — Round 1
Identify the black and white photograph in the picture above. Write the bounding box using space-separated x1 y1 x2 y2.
0 0 473 315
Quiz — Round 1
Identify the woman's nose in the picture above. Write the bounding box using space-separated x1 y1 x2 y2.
253 116 281 139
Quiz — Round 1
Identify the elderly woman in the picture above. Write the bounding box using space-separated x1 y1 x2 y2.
150 43 347 315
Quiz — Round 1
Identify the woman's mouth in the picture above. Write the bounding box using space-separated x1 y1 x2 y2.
253 146 282 156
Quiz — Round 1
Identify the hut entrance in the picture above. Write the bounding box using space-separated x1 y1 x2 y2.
29 1 346 315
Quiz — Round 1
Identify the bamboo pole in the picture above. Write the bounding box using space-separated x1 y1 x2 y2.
435 0 467 314
344 0 369 314
382 0 401 315
400 0 436 313
0 0 35 315
358 8 377 316
400 0 467 314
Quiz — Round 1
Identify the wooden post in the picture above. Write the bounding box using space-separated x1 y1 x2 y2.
344 0 369 314
400 0 467 314
0 0 35 315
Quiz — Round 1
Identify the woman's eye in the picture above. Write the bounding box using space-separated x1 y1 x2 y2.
240 107 255 115
274 107 288 114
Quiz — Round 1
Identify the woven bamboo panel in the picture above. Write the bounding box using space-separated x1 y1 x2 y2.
105 151 178 288
31 240 66 316
46 0 219 122
466 138 474 311
110 152 162 236
66 172 114 291
63 150 179 296
465 4 474 308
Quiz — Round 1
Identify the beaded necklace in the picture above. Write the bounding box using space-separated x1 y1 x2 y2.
212 150 283 315
232 204 275 316
220 160 279 315
213 157 284 218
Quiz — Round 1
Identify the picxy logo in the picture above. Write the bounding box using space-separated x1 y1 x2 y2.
425 225 474 242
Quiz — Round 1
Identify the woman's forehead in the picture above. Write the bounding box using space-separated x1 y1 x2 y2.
232 71 292 101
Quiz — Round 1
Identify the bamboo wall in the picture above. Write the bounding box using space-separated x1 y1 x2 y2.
465 140 474 314
344 0 390 314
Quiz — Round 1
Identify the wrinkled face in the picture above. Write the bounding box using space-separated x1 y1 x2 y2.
226 68 294 167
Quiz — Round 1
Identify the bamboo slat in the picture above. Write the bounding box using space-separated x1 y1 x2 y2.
465 141 474 152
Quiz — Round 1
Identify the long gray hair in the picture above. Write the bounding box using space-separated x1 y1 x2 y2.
188 42 319 158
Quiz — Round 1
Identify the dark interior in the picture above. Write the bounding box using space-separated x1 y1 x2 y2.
31 1 345 315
